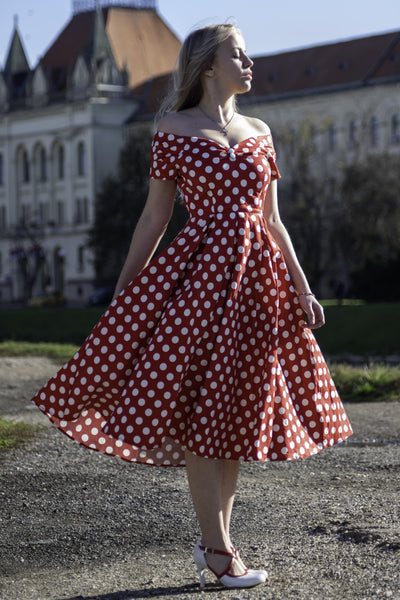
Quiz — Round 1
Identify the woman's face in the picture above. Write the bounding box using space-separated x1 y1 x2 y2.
210 30 254 95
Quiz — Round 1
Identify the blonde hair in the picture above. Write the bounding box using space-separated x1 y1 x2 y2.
159 23 240 117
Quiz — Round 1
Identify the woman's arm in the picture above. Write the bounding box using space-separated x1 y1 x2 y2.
263 180 325 329
112 178 177 300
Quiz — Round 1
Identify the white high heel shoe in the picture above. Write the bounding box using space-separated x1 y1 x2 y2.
231 545 268 581
193 540 267 588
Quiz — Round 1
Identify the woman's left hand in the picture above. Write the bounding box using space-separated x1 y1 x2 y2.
298 294 325 329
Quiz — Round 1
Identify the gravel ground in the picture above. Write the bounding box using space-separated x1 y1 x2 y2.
0 357 399 600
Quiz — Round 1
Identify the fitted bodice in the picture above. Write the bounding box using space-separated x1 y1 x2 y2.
150 132 280 220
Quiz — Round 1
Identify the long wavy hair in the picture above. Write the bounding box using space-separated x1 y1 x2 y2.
158 23 239 118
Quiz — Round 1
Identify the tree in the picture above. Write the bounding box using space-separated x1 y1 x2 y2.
89 128 188 285
277 125 342 296
337 153 400 300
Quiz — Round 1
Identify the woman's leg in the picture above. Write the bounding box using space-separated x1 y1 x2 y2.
220 459 240 540
185 450 244 575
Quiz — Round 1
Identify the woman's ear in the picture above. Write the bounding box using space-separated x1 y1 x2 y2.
203 64 215 79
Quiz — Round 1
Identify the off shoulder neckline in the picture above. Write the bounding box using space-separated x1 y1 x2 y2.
155 130 272 151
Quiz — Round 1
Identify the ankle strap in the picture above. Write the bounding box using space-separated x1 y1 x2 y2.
198 543 233 558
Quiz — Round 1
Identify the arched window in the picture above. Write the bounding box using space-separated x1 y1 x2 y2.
0 153 3 185
369 117 379 147
77 142 86 176
348 120 358 148
327 123 338 152
40 147 48 181
22 150 30 183
57 146 65 179
391 115 400 145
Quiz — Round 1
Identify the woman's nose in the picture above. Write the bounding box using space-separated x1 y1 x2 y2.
245 54 254 68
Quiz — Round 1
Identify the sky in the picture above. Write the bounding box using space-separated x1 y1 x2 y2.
0 0 399 67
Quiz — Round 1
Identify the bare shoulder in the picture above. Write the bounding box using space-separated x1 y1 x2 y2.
157 110 195 136
240 114 271 136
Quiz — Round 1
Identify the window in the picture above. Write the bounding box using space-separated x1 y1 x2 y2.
77 245 85 272
77 142 86 176
40 147 48 181
57 146 65 179
0 153 3 185
20 204 30 224
75 197 89 224
391 115 400 145
327 123 338 152
22 150 30 183
369 117 379 147
83 197 89 223
310 125 318 150
0 206 6 230
75 198 82 223
39 202 49 225
56 201 64 226
348 120 358 148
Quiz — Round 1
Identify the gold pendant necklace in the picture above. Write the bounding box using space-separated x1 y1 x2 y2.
199 106 235 136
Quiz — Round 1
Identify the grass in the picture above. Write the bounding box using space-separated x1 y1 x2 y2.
0 340 78 363
330 363 400 403
0 416 41 451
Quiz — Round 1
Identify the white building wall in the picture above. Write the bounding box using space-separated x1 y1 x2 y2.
242 82 400 177
0 97 137 303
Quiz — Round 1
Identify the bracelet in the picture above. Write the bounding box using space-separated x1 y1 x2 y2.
297 292 315 298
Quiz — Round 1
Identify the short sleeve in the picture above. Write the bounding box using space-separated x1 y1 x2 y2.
262 134 281 181
149 132 179 181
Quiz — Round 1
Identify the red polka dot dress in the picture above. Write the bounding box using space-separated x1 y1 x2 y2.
32 131 352 466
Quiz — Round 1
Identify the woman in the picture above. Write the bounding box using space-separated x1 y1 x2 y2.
32 24 352 589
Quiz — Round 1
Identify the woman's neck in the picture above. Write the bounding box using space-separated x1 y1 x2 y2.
198 92 235 123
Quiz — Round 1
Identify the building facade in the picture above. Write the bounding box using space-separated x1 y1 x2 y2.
0 0 180 303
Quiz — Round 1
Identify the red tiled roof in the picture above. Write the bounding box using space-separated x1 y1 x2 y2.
41 11 94 69
41 7 180 89
244 30 400 102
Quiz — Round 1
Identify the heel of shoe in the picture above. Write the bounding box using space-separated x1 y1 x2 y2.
193 539 208 588
196 564 206 588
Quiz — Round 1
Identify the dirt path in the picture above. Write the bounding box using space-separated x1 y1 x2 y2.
0 358 399 600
